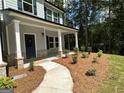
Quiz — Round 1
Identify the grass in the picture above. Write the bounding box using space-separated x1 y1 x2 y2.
98 55 124 93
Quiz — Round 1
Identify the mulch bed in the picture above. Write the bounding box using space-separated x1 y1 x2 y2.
9 66 46 93
53 53 108 93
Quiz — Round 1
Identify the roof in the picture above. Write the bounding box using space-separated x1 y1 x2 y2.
5 8 78 31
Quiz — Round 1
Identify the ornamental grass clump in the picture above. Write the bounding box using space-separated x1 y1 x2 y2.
92 57 98 63
71 55 78 64
0 76 14 89
97 50 103 57
29 58 34 71
73 48 79 54
81 45 85 52
82 52 89 58
85 68 96 76
63 49 69 58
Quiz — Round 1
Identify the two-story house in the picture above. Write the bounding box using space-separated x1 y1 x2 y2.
0 0 78 69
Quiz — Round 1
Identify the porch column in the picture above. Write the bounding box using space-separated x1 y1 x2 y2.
0 14 7 76
75 32 79 48
13 20 24 69
58 30 63 57
44 28 47 50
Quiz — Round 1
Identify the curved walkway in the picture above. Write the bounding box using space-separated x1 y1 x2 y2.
32 57 73 93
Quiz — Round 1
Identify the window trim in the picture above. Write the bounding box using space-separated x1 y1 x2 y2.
22 0 34 14
46 8 52 21
48 36 59 49
53 12 58 23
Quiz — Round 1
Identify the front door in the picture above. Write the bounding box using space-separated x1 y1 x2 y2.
24 34 36 59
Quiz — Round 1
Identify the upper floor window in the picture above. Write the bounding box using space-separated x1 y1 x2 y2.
18 0 37 15
46 9 52 21
23 0 33 13
53 12 58 23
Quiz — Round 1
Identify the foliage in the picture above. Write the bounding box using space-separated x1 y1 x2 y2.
82 52 89 58
73 48 79 53
85 68 96 76
71 55 78 64
63 49 69 57
92 57 98 63
97 50 103 57
29 59 34 71
81 45 86 52
0 76 14 89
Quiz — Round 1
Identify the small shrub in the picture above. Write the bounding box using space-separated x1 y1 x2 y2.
71 55 78 64
29 59 34 71
81 45 85 52
97 50 103 57
73 48 79 53
85 68 96 76
87 47 92 54
63 49 69 58
0 76 14 89
92 57 98 63
82 52 89 58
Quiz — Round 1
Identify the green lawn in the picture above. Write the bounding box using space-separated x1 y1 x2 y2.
98 55 124 93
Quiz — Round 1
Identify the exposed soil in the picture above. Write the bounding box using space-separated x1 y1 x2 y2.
9 66 46 93
53 53 108 93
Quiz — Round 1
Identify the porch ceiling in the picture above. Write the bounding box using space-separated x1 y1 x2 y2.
6 9 78 33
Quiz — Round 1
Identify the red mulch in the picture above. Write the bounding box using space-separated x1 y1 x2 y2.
9 66 46 93
53 53 109 93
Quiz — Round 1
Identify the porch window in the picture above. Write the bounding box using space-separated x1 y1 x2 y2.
46 9 52 21
49 37 54 48
55 37 59 47
53 12 58 23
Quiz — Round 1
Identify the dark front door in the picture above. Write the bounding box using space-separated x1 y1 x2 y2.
25 34 36 59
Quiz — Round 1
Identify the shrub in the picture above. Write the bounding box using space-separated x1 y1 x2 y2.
73 48 79 53
85 68 96 76
92 57 98 63
82 52 89 58
63 49 69 58
29 59 34 71
81 45 85 52
97 50 103 57
0 76 14 89
71 55 78 64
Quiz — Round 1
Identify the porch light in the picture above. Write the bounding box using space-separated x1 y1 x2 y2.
41 32 44 36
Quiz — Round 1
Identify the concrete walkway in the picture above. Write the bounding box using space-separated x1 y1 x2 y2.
32 57 73 93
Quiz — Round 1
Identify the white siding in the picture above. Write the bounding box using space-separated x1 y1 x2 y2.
6 0 18 10
0 0 2 10
36 0 45 18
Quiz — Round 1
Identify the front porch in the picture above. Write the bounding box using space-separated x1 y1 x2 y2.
5 10 78 68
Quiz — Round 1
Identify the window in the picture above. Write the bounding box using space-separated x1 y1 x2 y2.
53 12 58 23
23 0 33 13
49 37 54 48
46 9 52 21
55 37 59 47
18 0 37 14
